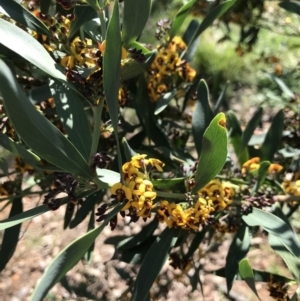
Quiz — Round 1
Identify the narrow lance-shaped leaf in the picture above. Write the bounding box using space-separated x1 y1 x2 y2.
103 0 122 173
239 258 261 300
241 107 263 152
0 60 94 179
252 161 270 193
0 18 65 81
0 0 51 36
269 234 300 283
192 113 228 193
30 204 123 301
0 132 41 167
243 208 300 259
187 0 236 48
0 194 23 271
50 80 92 161
225 225 251 292
226 110 249 165
0 190 94 231
260 109 284 161
122 0 151 47
279 1 300 16
122 137 137 161
131 227 180 301
69 5 97 40
192 79 214 157
169 0 197 40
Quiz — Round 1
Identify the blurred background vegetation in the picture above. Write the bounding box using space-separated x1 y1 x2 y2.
148 0 300 114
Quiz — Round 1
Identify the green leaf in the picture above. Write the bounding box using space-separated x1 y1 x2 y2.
213 81 228 114
69 5 97 40
0 18 65 81
0 204 50 231
114 236 157 265
0 0 51 36
116 219 158 252
96 169 120 186
85 0 100 10
227 110 249 165
40 0 52 14
69 190 102 229
252 161 270 193
0 132 41 166
152 178 185 189
192 79 214 157
63 204 74 230
154 90 177 115
0 191 93 231
192 113 228 193
225 225 251 292
169 0 197 40
83 18 102 42
187 0 236 47
215 267 293 283
27 84 52 104
260 110 284 161
83 210 95 262
131 228 180 301
243 208 300 259
30 203 122 301
136 77 171 149
0 60 94 179
50 80 92 161
103 0 122 173
241 107 263 152
239 258 261 300
269 234 300 283
279 1 300 16
0 195 23 271
122 0 152 47
122 137 137 161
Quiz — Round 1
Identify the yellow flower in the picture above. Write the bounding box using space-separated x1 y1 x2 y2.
148 158 165 171
111 182 132 201
268 163 283 175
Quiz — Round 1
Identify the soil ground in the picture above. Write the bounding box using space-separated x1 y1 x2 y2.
0 190 297 301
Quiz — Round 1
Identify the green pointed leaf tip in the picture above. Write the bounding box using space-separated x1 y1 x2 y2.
241 107 263 152
261 110 284 161
0 18 65 80
192 113 228 193
0 0 51 36
192 79 214 157
225 226 250 292
226 110 249 165
122 0 152 47
239 258 261 300
169 0 197 39
0 60 94 179
30 204 122 301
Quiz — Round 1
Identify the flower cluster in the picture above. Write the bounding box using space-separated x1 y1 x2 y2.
147 36 196 102
110 154 164 221
241 157 283 176
157 179 234 231
282 179 300 197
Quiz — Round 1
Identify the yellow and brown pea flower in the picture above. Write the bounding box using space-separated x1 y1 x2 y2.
156 180 234 232
110 154 164 219
147 36 196 103
242 157 283 176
